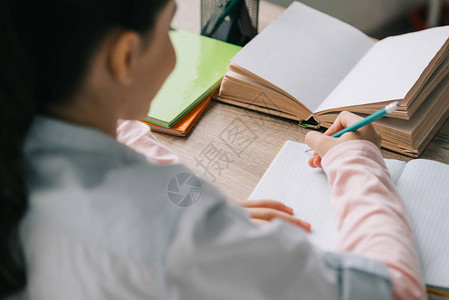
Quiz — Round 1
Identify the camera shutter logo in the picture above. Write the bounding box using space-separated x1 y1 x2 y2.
167 172 202 207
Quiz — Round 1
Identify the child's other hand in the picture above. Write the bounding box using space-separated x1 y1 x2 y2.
305 111 382 168
232 199 306 228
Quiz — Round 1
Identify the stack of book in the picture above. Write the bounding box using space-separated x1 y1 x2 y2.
217 2 449 157
144 29 241 136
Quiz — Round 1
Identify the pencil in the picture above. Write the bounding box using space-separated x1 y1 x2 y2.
330 101 400 138
305 101 400 153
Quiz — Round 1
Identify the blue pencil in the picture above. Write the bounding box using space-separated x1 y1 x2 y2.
331 101 400 138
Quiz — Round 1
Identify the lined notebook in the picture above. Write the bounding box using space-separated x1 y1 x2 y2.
249 140 449 294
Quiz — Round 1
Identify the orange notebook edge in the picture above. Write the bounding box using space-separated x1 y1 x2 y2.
427 287 449 297
141 93 212 136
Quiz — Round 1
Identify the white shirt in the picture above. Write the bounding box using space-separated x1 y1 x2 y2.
17 116 392 299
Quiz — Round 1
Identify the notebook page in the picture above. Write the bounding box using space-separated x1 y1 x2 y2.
396 159 449 288
231 1 374 113
248 141 406 251
316 26 449 112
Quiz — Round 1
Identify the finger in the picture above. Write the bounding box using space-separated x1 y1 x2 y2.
246 208 310 229
241 200 293 215
308 157 316 168
323 111 364 136
312 155 322 168
308 155 322 168
305 131 324 152
305 131 337 157
250 218 270 226
308 156 316 168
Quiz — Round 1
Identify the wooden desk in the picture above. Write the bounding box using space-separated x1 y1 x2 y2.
165 2 449 299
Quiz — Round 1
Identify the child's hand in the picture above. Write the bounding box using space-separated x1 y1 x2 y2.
232 198 307 228
305 111 382 168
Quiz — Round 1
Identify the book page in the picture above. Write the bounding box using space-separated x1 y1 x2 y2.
316 26 449 113
248 141 405 251
370 72 449 137
231 1 374 112
396 159 449 289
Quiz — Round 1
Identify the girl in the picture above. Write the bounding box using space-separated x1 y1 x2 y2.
0 0 425 299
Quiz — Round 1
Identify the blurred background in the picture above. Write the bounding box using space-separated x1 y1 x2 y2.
265 0 448 38
174 0 449 40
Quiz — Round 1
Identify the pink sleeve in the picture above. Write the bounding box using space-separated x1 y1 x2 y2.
321 140 426 300
116 120 180 165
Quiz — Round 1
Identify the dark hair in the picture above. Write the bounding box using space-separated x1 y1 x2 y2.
0 0 169 297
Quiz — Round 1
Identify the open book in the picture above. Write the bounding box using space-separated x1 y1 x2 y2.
249 140 449 296
217 1 449 157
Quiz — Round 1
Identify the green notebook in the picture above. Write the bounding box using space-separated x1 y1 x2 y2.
146 29 242 128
